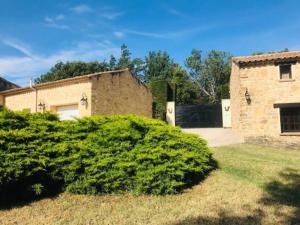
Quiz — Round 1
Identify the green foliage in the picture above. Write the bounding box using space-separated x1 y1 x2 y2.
108 55 117 70
252 48 289 56
0 109 63 205
32 46 233 123
116 44 145 78
33 45 233 118
35 61 110 84
171 65 199 105
185 49 232 103
144 51 174 83
144 51 199 116
0 110 215 202
117 44 132 70
34 44 146 85
150 80 169 120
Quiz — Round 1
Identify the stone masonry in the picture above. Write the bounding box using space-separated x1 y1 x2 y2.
230 52 300 148
0 69 152 118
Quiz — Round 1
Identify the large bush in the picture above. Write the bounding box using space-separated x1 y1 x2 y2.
0 109 215 203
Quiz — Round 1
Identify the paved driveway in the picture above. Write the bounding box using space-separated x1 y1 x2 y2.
182 128 244 147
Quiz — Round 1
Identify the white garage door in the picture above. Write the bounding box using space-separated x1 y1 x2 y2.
56 104 79 120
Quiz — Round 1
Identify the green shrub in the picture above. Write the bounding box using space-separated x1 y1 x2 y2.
0 110 216 203
0 111 62 206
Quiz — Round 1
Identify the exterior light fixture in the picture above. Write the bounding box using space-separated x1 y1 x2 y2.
245 88 251 104
80 93 88 106
38 101 45 112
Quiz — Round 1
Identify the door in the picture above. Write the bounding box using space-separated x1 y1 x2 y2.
56 104 79 120
221 99 231 128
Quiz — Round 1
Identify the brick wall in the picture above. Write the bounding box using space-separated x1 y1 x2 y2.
230 61 300 148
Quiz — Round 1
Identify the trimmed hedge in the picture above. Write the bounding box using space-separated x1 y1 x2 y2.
0 109 215 202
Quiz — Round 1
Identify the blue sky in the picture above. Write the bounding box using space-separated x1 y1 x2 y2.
1 0 300 86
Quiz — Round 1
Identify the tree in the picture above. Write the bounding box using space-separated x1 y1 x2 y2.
252 48 289 55
115 44 145 78
108 55 117 70
35 61 109 84
185 49 231 103
144 51 199 119
35 45 144 84
144 51 174 83
171 64 199 105
131 58 145 79
117 44 132 70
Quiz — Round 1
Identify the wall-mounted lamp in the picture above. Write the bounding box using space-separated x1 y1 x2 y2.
245 88 251 104
38 100 46 112
80 93 88 106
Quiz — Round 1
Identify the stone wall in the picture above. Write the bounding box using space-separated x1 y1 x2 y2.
2 70 152 118
230 61 300 148
91 70 152 117
0 95 3 107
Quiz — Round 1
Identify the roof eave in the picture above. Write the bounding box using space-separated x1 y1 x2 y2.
0 69 130 96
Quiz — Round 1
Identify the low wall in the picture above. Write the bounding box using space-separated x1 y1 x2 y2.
245 136 300 149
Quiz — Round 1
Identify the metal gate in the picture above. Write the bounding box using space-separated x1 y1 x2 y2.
175 104 223 128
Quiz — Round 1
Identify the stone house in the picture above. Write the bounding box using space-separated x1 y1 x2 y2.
230 51 300 148
0 69 152 119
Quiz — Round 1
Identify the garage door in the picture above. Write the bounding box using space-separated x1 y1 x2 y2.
56 104 79 120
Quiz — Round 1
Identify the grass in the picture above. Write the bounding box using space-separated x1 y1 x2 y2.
0 144 300 225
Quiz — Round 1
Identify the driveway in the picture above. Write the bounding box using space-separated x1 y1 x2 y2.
182 128 244 147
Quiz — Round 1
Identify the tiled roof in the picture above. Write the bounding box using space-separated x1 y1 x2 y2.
233 51 300 65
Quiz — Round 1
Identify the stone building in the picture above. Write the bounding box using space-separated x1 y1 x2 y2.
230 51 300 148
0 69 152 119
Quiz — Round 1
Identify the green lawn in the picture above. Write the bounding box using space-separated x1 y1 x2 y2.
0 144 299 225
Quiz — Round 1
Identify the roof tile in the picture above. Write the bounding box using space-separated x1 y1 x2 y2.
233 51 300 64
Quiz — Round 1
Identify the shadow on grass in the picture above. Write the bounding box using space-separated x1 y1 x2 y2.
170 167 300 225
170 209 264 225
0 158 218 210
260 168 300 225
0 178 63 210
184 156 219 191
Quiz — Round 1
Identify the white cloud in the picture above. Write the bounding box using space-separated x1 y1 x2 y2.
44 17 53 23
101 11 124 20
166 7 186 18
125 30 165 38
2 39 35 58
113 31 124 38
71 4 123 20
55 14 65 20
125 25 217 39
71 4 93 14
0 40 119 86
44 14 69 30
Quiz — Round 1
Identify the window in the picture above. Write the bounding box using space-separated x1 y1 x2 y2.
280 64 292 80
280 107 300 132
